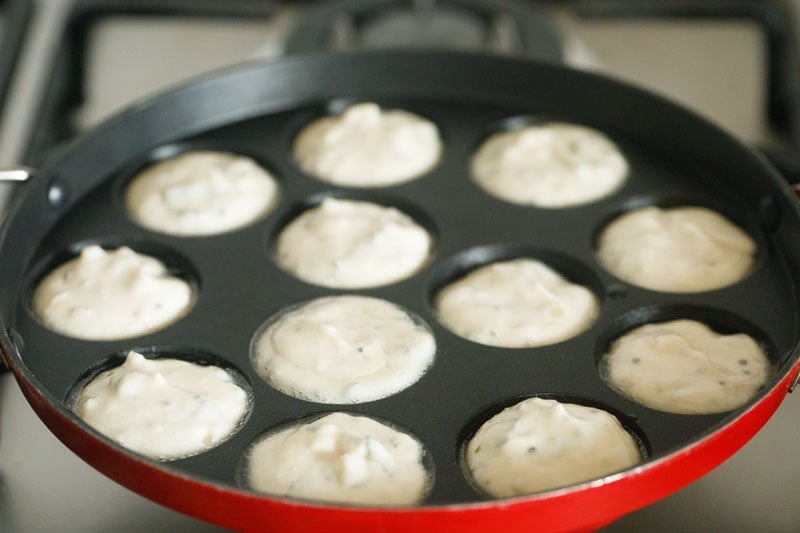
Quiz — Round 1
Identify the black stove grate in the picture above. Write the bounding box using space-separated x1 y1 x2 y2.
0 0 33 128
18 0 800 175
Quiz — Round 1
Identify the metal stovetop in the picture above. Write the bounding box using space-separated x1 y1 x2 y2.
1 1 799 531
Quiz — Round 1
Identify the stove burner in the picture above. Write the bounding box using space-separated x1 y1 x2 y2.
284 0 564 61
348 6 487 50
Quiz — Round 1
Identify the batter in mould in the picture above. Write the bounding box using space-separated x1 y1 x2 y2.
32 245 193 340
74 351 249 460
125 150 279 236
252 295 436 404
465 397 641 498
471 122 628 207
292 102 442 186
602 319 770 414
245 412 429 506
434 258 598 348
275 198 431 289
596 206 756 292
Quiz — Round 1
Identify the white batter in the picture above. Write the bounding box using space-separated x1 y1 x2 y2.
597 206 756 292
465 397 641 498
125 150 279 236
252 295 436 404
292 102 442 187
602 319 771 414
470 122 628 207
246 412 429 506
74 351 249 460
31 245 194 340
434 258 598 348
275 198 432 289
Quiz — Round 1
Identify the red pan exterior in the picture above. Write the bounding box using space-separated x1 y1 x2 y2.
6 343 799 533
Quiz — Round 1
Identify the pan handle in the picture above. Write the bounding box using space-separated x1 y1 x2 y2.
0 166 33 182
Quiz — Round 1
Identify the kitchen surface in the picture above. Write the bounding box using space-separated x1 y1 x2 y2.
1 1 800 531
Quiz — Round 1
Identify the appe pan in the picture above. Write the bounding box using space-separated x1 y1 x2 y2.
2 51 800 532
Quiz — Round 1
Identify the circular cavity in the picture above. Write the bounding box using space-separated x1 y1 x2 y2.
464 397 642 498
31 245 194 340
251 295 436 404
470 122 628 207
434 257 598 348
124 150 279 236
244 412 430 506
596 205 756 292
274 197 432 289
601 318 771 414
292 102 442 187
73 350 249 460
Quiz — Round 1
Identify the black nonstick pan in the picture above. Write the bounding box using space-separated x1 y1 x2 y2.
1 51 799 532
